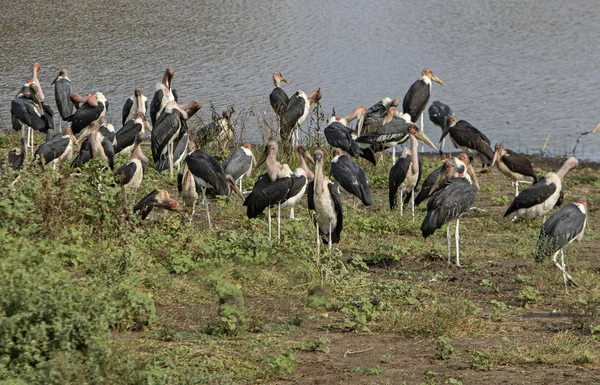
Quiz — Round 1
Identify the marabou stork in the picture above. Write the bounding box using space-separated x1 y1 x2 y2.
185 148 243 228
72 122 115 169
281 145 314 220
8 138 27 170
122 88 149 125
222 143 257 193
178 158 202 221
245 140 295 242
152 100 202 177
281 89 322 145
535 196 587 293
331 148 372 207
99 119 116 144
114 112 150 155
114 133 148 190
389 129 422 219
325 106 376 165
149 67 177 127
403 68 445 150
34 128 76 169
67 92 108 135
269 71 289 116
362 97 399 134
504 157 578 221
11 82 54 152
51 69 73 132
492 143 537 196
198 109 235 153
307 150 343 260
133 189 180 220
428 100 453 155
440 115 494 168
421 158 478 266
356 111 437 163
414 153 479 207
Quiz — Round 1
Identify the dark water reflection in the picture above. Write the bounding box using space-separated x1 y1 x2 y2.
1 0 599 159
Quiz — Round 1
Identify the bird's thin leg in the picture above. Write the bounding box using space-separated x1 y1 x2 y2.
353 196 356 208
392 146 396 165
561 249 568 294
202 187 212 229
290 206 295 219
267 206 272 241
168 141 174 178
239 177 243 195
316 222 320 265
455 218 462 267
328 222 332 251
190 199 197 223
447 223 452 265
58 119 62 133
441 137 446 156
400 188 404 216
411 187 415 222
515 181 519 197
277 203 281 245
53 161 57 171
420 113 424 152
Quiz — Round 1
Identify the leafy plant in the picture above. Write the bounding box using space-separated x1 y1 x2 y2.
436 336 455 360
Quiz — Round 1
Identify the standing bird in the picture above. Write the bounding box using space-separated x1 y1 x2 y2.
307 150 343 260
389 128 422 219
222 143 257 193
269 71 289 116
51 69 73 132
152 100 202 177
122 88 149 125
504 157 578 221
67 92 108 135
492 143 537 196
133 189 180 220
356 113 437 163
362 97 399 134
156 133 189 172
440 115 494 168
535 196 587 293
198 109 235 153
185 148 243 228
150 67 177 127
331 148 372 207
421 158 478 266
11 82 54 151
325 107 376 165
34 128 76 169
78 122 115 169
114 112 150 155
281 89 322 145
282 146 314 219
114 133 148 190
428 100 453 155
8 137 27 170
403 69 446 150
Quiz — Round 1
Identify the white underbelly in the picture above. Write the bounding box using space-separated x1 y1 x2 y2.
314 192 337 232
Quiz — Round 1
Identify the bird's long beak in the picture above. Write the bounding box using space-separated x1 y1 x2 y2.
439 126 451 145
430 168 447 194
431 74 446 86
251 152 258 167
357 114 365 136
413 130 437 151
305 151 315 165
281 75 288 83
256 148 268 168
51 75 59 86
229 181 245 200
593 123 600 134
467 164 480 190
491 150 499 168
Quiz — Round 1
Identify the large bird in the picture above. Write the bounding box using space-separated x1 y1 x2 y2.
389 128 422 219
72 122 115 169
362 97 399 134
67 92 108 135
122 88 149 125
152 100 202 177
403 68 445 149
34 128 76 169
114 112 150 155
222 143 257 192
331 148 372 207
281 146 314 220
307 150 343 260
356 113 437 163
114 133 148 190
133 190 180 220
428 100 453 155
185 148 243 228
504 157 578 221
51 69 74 132
269 71 289 116
198 109 235 153
280 89 322 145
492 143 537 196
535 196 587 293
8 137 27 170
156 133 189 172
11 82 54 151
421 158 478 267
440 115 494 168
325 106 376 165
149 67 177 127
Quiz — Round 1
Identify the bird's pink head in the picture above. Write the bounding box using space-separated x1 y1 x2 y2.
457 153 470 164
242 143 251 150
333 148 343 157
576 196 587 206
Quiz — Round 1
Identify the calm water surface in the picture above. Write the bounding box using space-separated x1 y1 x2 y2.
1 0 599 159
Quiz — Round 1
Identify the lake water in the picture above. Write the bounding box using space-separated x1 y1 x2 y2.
1 0 599 159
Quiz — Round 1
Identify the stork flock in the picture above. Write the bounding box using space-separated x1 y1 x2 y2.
6 64 590 292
